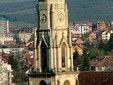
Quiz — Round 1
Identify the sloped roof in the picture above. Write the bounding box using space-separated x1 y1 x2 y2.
90 57 113 67
79 72 113 85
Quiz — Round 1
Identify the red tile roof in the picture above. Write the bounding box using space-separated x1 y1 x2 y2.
90 56 113 67
79 72 113 85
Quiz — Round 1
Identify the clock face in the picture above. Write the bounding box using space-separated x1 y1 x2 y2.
59 13 64 22
40 14 47 23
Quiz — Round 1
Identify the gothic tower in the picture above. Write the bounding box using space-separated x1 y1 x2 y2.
28 0 79 85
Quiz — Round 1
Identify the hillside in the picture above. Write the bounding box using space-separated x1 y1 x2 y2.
0 0 113 28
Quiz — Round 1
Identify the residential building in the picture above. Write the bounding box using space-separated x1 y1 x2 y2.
73 45 83 55
4 41 16 45
0 36 14 45
75 38 84 46
73 21 92 34
0 19 9 36
97 21 105 31
89 32 97 42
0 48 24 55
69 23 82 40
110 28 113 34
19 33 32 43
90 56 113 71
0 57 13 85
101 30 110 41
17 27 34 33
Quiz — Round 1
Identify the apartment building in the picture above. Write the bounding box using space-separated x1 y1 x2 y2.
0 19 9 36
0 58 12 85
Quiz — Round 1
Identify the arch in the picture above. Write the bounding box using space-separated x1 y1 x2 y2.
39 80 47 85
61 42 67 67
41 40 47 72
63 80 71 85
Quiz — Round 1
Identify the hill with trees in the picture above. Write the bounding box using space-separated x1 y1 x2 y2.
1 0 113 28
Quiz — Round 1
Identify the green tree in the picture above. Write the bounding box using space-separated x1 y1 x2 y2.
8 54 19 71
83 38 90 48
73 49 82 70
73 49 79 60
88 48 97 59
81 49 90 71
108 34 113 51
98 39 107 51
14 33 21 44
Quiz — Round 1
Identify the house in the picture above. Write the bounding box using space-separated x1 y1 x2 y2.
70 26 82 41
19 53 33 71
24 41 34 51
19 33 32 43
75 38 84 46
97 21 105 31
90 56 113 71
4 41 16 45
88 32 97 42
110 28 113 34
101 30 110 41
0 48 24 55
73 45 83 55
0 36 14 45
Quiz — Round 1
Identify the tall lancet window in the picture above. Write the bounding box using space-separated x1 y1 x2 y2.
41 41 47 72
62 43 66 67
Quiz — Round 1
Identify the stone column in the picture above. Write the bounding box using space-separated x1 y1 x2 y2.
50 46 53 71
70 47 73 71
52 4 55 29
53 41 57 72
38 46 41 72
65 4 68 28
33 28 37 72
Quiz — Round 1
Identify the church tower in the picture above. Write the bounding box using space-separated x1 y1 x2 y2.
28 0 79 85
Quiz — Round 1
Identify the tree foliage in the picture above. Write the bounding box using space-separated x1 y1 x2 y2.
73 49 79 60
8 54 19 71
98 39 107 51
108 34 113 51
80 49 90 71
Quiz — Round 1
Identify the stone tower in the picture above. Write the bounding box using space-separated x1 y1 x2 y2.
28 0 79 85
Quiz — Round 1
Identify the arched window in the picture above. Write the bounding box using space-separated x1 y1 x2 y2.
63 80 71 85
61 43 66 67
41 40 47 72
39 80 47 85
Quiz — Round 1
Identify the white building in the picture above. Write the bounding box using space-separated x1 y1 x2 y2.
73 21 92 34
101 30 110 41
0 57 13 85
19 33 32 43
0 48 24 55
0 19 9 36
0 36 14 45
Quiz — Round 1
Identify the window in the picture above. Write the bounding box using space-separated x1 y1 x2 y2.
61 43 66 67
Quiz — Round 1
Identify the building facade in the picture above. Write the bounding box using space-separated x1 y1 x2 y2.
0 36 14 45
28 0 79 85
97 21 106 31
0 58 12 85
0 19 9 36
73 21 92 34
0 48 24 55
19 33 32 43
101 30 110 41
